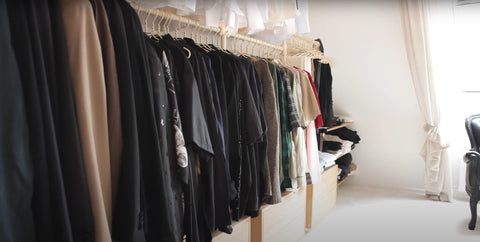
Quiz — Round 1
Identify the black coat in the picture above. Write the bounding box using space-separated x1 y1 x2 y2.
41 0 95 240
5 0 80 241
314 60 334 128
104 0 145 241
0 0 35 240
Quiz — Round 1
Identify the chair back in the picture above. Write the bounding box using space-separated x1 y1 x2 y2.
466 114 480 152
465 114 480 196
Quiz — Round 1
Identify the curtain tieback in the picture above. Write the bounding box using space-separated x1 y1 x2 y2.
421 123 449 184
423 124 449 149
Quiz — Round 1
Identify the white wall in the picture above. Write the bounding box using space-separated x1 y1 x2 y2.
307 0 427 190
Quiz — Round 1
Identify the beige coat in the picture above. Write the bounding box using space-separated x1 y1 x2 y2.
60 0 112 241
90 0 123 212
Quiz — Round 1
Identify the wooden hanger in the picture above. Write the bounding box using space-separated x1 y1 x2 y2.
151 14 160 40
144 9 151 35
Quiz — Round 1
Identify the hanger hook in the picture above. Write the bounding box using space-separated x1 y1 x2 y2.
151 13 158 35
167 16 173 33
202 28 209 44
144 9 151 33
195 24 201 42
157 14 164 35
199 27 204 44
205 29 210 45
175 20 181 38
135 3 141 18
204 28 209 44
163 15 169 34
182 23 187 38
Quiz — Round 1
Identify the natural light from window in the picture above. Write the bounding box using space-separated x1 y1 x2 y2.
454 3 480 91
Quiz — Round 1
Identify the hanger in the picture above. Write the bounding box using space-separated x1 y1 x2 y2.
183 46 192 59
181 23 186 39
163 15 171 35
255 43 261 57
192 24 199 43
144 9 151 34
250 42 256 57
177 22 187 39
157 15 165 38
167 16 173 34
207 30 216 51
151 13 160 40
233 38 240 55
236 38 243 55
202 29 215 52
174 20 180 38
199 28 205 46
266 46 274 59
199 29 209 51
186 24 192 40
135 4 144 30
242 41 249 56
241 41 254 59
241 39 247 55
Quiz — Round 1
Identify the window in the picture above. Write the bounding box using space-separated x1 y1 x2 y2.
454 2 480 91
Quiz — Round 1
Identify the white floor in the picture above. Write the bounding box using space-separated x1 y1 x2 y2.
302 178 480 242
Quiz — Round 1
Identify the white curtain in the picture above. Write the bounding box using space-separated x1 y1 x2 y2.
400 0 452 202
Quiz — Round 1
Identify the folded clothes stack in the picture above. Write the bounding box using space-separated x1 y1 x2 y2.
318 151 337 171
324 126 361 183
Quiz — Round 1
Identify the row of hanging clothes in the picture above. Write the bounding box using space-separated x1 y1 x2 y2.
0 0 335 242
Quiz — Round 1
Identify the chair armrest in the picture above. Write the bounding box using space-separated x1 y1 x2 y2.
464 150 480 164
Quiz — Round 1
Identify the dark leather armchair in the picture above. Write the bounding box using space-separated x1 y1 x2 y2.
464 114 480 230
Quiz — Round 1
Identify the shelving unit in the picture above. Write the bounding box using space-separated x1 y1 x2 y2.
326 121 354 132
305 165 339 231
249 124 357 240
321 122 357 186
251 188 307 242
212 217 251 242
337 163 357 186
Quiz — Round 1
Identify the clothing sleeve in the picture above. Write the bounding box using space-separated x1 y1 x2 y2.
281 68 301 131
298 69 320 125
305 69 324 128
180 56 214 154
240 65 263 144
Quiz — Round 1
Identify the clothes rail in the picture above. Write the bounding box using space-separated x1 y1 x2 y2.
287 34 333 64
129 3 329 63
130 1 286 61
131 2 221 35
223 28 284 53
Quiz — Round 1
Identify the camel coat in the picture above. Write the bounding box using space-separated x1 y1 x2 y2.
60 0 112 241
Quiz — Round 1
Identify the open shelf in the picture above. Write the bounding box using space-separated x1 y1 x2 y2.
213 216 251 242
251 188 307 242
337 163 357 186
305 165 338 231
326 121 354 132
